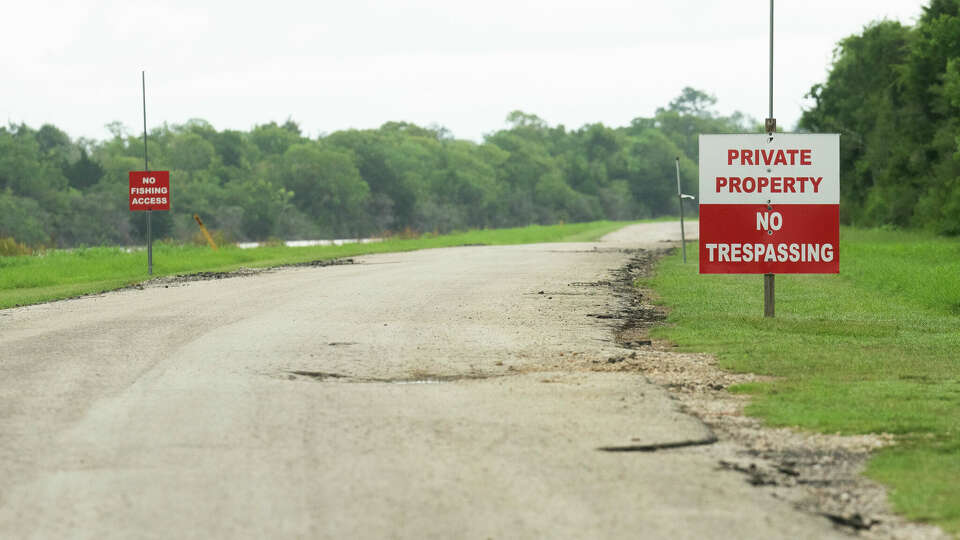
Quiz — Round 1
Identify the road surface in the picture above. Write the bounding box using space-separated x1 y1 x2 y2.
0 221 847 538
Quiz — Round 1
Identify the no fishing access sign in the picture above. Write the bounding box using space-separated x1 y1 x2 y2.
129 171 170 211
698 133 839 274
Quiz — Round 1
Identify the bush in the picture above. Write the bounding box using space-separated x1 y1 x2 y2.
190 228 233 248
0 237 33 256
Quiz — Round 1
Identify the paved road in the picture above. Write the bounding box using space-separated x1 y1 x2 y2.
0 221 846 539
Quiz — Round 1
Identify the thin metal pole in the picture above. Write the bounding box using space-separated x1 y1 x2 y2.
147 211 152 275
142 71 152 276
764 0 775 317
142 71 149 172
769 0 774 121
675 157 686 264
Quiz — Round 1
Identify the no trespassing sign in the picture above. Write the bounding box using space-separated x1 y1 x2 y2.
698 133 839 274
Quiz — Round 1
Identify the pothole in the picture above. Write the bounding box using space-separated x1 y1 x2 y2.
287 370 349 381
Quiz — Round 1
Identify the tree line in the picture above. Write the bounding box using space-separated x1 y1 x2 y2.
0 89 748 248
800 0 960 234
4 1 960 250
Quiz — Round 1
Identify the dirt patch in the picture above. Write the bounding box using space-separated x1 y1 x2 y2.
582 250 948 539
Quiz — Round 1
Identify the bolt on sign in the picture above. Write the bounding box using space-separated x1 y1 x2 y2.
129 171 170 211
698 134 839 273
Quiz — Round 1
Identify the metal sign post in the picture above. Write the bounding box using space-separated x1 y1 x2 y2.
764 0 775 317
696 0 839 317
675 157 695 263
130 72 171 275
141 70 152 276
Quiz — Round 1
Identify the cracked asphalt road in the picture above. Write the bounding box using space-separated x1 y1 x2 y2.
0 221 848 539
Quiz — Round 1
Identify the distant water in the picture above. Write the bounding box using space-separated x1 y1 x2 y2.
235 238 383 249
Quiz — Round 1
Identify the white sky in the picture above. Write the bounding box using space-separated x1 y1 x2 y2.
1 1 928 142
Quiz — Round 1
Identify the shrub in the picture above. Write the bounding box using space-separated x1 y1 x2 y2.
0 237 33 256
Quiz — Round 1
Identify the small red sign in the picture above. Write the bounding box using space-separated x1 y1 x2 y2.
129 171 170 211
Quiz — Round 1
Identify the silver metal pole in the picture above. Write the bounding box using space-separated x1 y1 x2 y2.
769 0 774 121
147 211 153 275
675 157 686 264
764 0 775 317
142 71 148 172
142 71 152 276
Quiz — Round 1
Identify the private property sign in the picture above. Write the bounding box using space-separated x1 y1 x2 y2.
698 134 839 274
129 171 170 211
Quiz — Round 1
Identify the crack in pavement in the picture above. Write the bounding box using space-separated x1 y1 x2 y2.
597 435 719 453
283 370 501 384
144 258 356 287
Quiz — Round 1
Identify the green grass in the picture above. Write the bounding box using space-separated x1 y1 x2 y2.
643 227 960 534
0 220 633 310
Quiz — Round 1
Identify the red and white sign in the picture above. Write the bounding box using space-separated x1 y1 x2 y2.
698 134 839 274
129 171 170 211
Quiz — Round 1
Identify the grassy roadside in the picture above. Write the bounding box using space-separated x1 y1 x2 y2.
643 227 960 534
0 220 634 310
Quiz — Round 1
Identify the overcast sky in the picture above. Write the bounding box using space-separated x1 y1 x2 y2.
1 1 928 142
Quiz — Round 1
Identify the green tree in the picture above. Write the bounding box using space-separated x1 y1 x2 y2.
277 144 370 236
0 191 50 246
64 148 105 190
800 5 960 233
168 133 215 172
250 121 304 156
